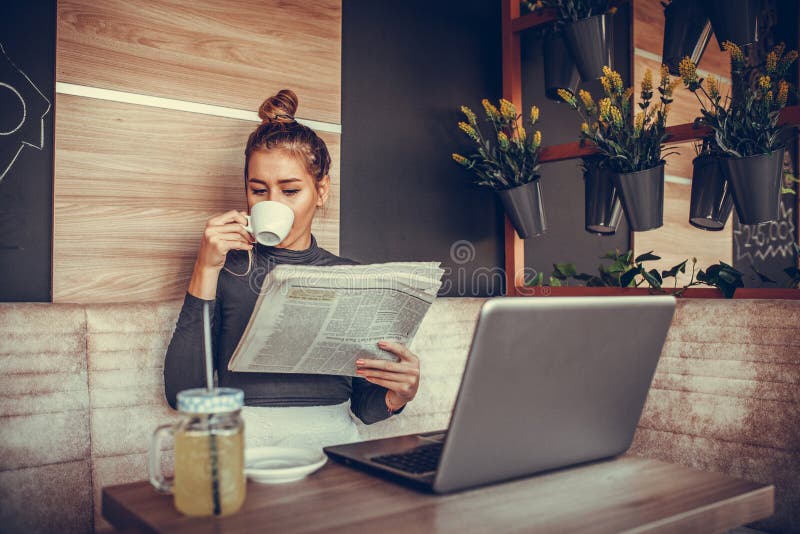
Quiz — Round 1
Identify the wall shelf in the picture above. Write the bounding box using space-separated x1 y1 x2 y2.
500 0 800 298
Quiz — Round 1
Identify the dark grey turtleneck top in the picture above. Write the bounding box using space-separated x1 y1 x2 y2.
163 234 404 424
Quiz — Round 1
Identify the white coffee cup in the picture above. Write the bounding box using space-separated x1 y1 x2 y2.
242 201 295 246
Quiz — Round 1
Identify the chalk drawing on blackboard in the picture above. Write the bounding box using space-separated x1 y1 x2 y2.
0 42 51 184
733 202 796 262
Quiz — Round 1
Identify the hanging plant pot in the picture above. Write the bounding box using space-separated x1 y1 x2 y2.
662 0 712 75
707 0 760 50
584 163 623 235
562 13 614 81
610 164 665 232
496 179 547 238
722 147 784 225
689 155 733 231
544 31 581 102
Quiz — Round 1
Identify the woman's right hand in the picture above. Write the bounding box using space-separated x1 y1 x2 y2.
196 210 255 272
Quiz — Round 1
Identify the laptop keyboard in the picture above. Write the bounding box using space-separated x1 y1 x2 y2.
370 442 443 474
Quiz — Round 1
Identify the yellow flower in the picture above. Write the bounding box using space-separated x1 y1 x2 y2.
641 69 653 94
458 121 480 142
460 105 477 125
634 111 645 134
766 90 773 106
530 105 539 123
452 153 469 165
600 75 612 95
678 56 698 86
578 89 594 111
532 130 542 149
759 75 772 90
602 66 623 92
660 64 670 83
609 106 623 128
497 131 510 151
778 80 790 107
768 43 786 75
518 125 527 142
599 97 612 120
557 88 577 107
766 50 779 75
722 41 744 64
706 76 720 99
481 98 499 120
581 122 590 134
499 98 517 121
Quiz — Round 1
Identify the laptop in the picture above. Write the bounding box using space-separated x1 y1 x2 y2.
324 295 676 494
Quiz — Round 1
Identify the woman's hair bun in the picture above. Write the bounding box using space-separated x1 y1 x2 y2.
258 89 299 126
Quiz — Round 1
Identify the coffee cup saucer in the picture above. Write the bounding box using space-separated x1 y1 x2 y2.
244 446 327 484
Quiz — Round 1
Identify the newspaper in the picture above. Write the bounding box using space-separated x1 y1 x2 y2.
227 262 445 376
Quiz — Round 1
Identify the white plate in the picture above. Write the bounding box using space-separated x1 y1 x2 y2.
244 446 327 484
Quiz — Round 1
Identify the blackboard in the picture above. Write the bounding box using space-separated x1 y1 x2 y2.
0 0 55 301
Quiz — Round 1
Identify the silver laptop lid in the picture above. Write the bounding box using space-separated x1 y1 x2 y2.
433 295 676 494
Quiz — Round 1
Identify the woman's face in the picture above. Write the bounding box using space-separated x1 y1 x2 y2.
246 148 329 250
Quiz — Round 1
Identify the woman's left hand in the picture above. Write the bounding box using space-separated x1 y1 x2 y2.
356 340 420 410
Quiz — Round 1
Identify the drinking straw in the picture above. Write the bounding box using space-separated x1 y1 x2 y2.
202 301 214 392
202 300 222 515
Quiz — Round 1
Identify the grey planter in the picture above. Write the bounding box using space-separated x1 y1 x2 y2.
707 0 760 49
610 164 665 232
544 31 581 101
496 179 547 238
584 162 623 235
562 13 614 81
662 0 712 75
689 155 733 231
722 147 785 225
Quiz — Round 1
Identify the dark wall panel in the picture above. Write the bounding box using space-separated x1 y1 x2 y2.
341 0 505 297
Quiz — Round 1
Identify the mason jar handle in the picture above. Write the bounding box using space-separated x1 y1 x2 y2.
149 423 177 494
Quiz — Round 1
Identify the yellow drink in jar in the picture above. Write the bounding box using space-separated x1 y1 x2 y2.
174 427 246 516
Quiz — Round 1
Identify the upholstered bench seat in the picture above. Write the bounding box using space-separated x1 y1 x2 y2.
1 298 798 532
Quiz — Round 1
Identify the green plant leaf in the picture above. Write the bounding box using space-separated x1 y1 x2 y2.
635 251 661 263
552 263 577 279
526 271 545 287
619 267 640 288
661 259 688 279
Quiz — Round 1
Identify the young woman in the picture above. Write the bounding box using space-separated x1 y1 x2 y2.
164 89 420 450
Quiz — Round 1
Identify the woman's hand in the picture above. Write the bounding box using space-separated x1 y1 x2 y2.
188 210 254 299
355 340 420 411
196 210 254 272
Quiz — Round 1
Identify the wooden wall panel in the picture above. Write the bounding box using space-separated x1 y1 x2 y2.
54 95 341 303
634 182 733 286
57 0 341 124
632 0 733 282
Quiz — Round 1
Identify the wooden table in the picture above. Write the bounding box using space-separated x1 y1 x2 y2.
103 454 773 533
